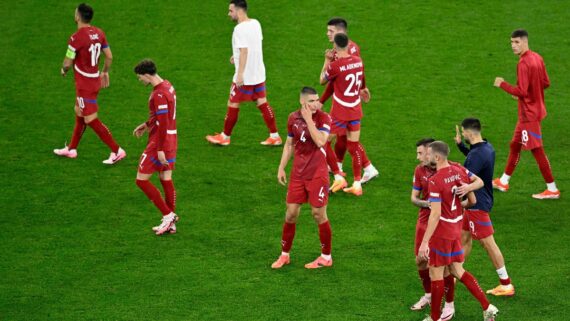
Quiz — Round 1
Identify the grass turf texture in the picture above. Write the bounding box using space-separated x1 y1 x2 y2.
1 0 569 320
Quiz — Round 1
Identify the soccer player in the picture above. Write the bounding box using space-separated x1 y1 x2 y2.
206 0 281 146
132 60 178 236
271 87 333 269
54 3 126 164
419 141 498 321
319 33 375 196
454 119 515 296
410 138 436 312
493 29 560 199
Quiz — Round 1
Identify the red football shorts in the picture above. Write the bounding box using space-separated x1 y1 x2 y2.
415 221 428 256
138 150 176 174
428 236 464 267
330 116 361 135
512 121 543 150
462 209 494 240
229 82 267 103
286 176 329 208
75 90 100 116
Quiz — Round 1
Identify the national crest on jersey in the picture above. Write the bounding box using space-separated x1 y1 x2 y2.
287 110 332 180
146 80 177 152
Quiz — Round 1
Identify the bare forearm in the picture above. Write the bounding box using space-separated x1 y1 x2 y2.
102 56 112 73
62 58 73 73
278 143 293 171
305 120 326 147
412 197 430 208
422 211 440 244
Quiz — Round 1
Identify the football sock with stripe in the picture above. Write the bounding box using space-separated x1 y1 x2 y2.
257 102 278 134
87 118 119 153
136 179 171 216
460 271 490 310
223 106 239 137
68 115 86 150
160 179 176 212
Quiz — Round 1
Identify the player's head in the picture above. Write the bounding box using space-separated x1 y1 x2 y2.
334 33 349 51
300 86 319 113
460 117 481 145
134 59 158 85
427 141 449 167
510 29 529 55
75 3 94 24
327 18 348 42
228 0 247 21
416 137 436 165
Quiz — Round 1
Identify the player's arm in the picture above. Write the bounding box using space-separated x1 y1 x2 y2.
418 190 442 260
411 189 430 208
236 47 248 87
155 96 170 165
61 43 75 76
133 122 148 138
496 63 529 98
277 137 293 185
454 125 469 156
461 191 477 208
542 64 550 89
319 82 333 105
100 47 113 88
320 50 333 85
301 105 328 147
456 172 483 197
359 73 371 103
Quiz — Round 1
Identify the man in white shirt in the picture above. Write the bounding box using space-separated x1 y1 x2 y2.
206 0 281 146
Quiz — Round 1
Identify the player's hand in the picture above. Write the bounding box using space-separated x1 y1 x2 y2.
300 103 313 123
494 77 504 87
236 73 244 88
511 95 518 100
456 183 471 198
315 101 323 110
133 123 148 138
418 242 429 261
359 88 371 103
157 151 168 166
277 168 287 186
61 68 67 77
100 72 110 88
325 49 334 61
230 56 234 65
454 125 462 144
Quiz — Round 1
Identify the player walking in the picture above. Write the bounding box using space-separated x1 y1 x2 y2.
319 33 374 196
419 141 498 321
133 60 178 236
55 3 126 164
271 87 333 269
206 0 281 146
454 119 515 297
493 29 560 199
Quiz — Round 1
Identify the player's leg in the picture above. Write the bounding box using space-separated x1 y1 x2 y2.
304 205 333 269
206 99 238 146
256 94 282 146
478 235 515 296
271 203 301 269
328 120 348 193
159 170 176 213
449 262 498 320
347 120 379 185
343 129 368 195
334 134 347 168
531 146 560 199
494 125 522 192
411 223 431 311
442 268 456 321
54 103 84 158
461 230 473 258
83 108 126 164
427 266 445 321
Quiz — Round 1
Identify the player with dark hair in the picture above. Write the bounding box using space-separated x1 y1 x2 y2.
418 141 499 321
493 29 560 199
453 118 514 297
206 0 281 146
271 87 334 269
319 33 374 196
55 3 126 164
410 137 436 312
133 59 179 236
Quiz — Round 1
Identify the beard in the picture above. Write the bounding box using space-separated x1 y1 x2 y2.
429 160 437 168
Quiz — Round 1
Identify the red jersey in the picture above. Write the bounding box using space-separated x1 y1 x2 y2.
146 80 177 153
500 50 550 122
287 110 332 180
332 40 361 60
428 164 472 240
323 55 367 121
67 26 108 92
413 165 436 223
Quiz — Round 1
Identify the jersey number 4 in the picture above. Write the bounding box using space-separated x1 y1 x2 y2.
88 43 101 67
344 71 363 97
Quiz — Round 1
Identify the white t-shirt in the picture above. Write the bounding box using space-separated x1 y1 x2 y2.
232 19 266 85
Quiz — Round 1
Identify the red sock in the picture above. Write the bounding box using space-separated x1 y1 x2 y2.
500 277 511 286
257 102 278 133
532 147 555 183
444 274 455 303
460 271 490 310
358 142 371 168
325 142 341 175
136 179 171 216
419 269 431 293
335 135 347 162
431 279 444 321
504 141 522 176
318 220 332 255
281 222 296 253
87 118 119 153
347 141 363 181
68 116 86 150
223 106 239 136
160 179 176 212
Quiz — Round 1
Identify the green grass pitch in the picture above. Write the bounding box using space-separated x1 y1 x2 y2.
1 1 569 320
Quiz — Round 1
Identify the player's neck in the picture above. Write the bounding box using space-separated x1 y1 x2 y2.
77 22 90 29
518 48 529 56
469 136 484 145
150 75 164 87
337 51 349 58
237 14 249 24
436 160 450 171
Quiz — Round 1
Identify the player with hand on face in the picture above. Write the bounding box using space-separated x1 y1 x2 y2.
271 87 333 270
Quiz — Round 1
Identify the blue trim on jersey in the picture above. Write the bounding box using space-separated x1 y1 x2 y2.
476 221 493 227
84 98 97 104
254 86 266 93
287 133 294 137
432 248 464 257
413 186 422 191
349 120 361 125
334 121 347 128
155 110 168 115
102 44 109 49
529 131 542 139
319 127 330 133
150 157 176 165
468 172 473 177
428 197 441 202
239 88 254 95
